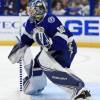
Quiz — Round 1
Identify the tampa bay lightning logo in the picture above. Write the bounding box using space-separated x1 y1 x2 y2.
48 16 55 23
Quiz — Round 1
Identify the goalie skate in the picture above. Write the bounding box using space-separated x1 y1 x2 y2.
73 90 92 100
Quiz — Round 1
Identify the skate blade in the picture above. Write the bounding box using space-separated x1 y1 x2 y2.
73 97 93 100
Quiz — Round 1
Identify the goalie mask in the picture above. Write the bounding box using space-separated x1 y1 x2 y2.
27 0 47 21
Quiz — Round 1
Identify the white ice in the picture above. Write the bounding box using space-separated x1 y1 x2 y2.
0 46 100 100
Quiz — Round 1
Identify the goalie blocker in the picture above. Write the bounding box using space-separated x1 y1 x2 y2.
8 43 28 64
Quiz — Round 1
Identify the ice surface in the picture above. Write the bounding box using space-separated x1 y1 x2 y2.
0 46 100 100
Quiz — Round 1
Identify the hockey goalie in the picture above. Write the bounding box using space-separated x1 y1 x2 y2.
8 0 92 99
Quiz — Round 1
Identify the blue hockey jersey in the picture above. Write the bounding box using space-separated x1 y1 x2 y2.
21 13 73 51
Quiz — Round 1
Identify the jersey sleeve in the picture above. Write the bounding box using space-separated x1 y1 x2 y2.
48 14 74 51
21 19 35 46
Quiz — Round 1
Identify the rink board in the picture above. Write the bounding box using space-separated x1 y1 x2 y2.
0 16 100 47
0 41 100 48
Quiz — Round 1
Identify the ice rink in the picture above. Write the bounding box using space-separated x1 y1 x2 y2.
0 46 100 100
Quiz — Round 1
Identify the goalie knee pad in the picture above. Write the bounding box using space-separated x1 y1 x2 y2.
23 73 47 95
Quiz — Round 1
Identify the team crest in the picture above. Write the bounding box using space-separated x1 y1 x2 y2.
48 16 55 23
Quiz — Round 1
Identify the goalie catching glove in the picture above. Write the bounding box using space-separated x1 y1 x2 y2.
33 27 53 50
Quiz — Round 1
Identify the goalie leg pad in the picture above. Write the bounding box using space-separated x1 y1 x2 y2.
23 51 47 95
38 50 85 96
23 48 34 77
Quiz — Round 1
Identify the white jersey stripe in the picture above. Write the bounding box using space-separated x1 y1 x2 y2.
54 32 74 43
24 30 33 39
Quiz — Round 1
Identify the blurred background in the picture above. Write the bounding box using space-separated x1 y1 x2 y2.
0 0 99 47
0 0 99 16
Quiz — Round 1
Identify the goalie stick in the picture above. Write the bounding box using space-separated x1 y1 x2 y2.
16 36 23 92
18 12 23 91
